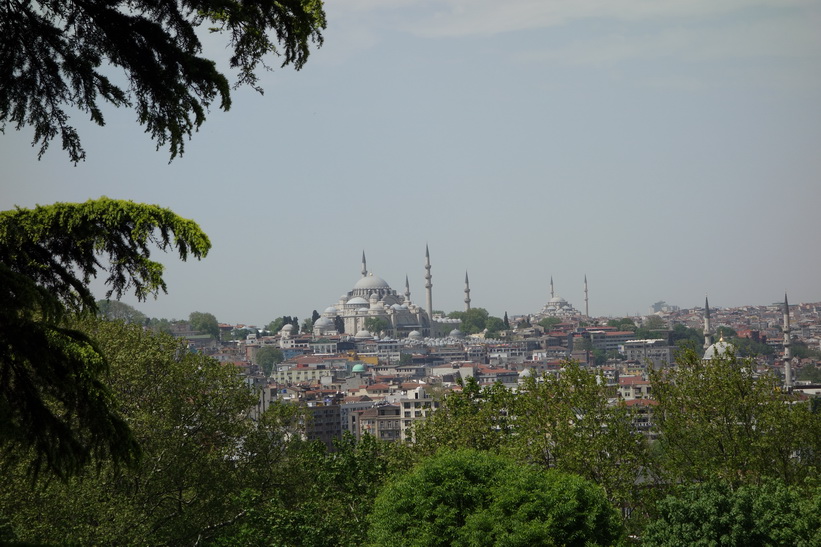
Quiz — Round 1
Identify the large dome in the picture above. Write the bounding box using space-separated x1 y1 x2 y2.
354 274 391 290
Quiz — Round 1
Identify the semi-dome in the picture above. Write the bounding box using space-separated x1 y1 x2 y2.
347 296 369 306
355 329 373 339
354 274 391 290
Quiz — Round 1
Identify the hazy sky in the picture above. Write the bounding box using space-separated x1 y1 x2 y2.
2 0 820 325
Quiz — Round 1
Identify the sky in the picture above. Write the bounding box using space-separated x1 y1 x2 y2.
2 0 820 326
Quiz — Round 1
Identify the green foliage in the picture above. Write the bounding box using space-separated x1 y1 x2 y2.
367 449 623 547
448 307 490 334
650 348 821 487
0 198 210 479
793 341 821 360
484 315 506 336
364 316 388 334
514 363 649 512
189 310 219 338
462 467 624 547
216 434 412 547
797 364 821 383
0 319 307 544
1 0 326 162
608 317 637 331
96 299 147 324
642 480 821 547
255 346 284 376
411 377 516 455
539 316 563 330
266 317 285 334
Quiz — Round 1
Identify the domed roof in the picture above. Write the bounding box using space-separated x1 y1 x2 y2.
347 296 369 305
314 317 334 328
449 328 464 338
355 329 373 339
354 274 391 290
351 363 367 373
323 306 337 315
549 296 568 305
703 338 735 360
408 330 423 339
281 324 294 332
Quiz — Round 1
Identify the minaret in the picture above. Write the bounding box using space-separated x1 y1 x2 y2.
550 276 554 299
404 275 411 303
783 293 793 390
584 275 589 317
361 251 367 278
703 296 713 350
424 245 433 320
464 271 471 311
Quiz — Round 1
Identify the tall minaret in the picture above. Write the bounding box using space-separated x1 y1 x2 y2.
584 275 589 317
550 276 555 299
361 251 367 278
404 275 411 304
703 296 713 350
424 245 433 320
464 271 471 312
783 293 793 390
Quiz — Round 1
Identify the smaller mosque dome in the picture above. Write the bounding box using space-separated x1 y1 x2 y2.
281 324 294 332
323 306 337 315
355 329 373 339
408 330 423 339
704 338 735 360
449 329 465 338
351 363 366 373
347 297 369 306
519 367 534 378
314 317 334 329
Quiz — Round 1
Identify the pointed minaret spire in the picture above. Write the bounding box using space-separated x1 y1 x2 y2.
584 275 589 317
783 293 793 390
464 271 471 312
424 245 433 321
404 275 411 303
361 251 367 278
703 296 713 350
550 276 554 299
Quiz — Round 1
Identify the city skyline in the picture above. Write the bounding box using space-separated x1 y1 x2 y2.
2 0 819 325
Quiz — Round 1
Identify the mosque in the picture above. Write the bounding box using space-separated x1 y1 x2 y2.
535 276 589 319
312 247 463 339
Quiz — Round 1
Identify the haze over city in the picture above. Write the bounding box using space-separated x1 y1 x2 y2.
2 0 819 325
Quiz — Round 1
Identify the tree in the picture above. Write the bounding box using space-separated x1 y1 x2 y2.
367 449 623 547
311 309 320 323
538 316 562 331
95 300 147 324
266 317 285 334
189 311 219 339
514 364 649 514
0 318 307 545
643 480 821 547
255 346 283 376
484 316 506 336
301 317 314 334
503 312 510 329
650 348 821 487
1 0 326 163
448 308 489 335
607 318 637 331
364 317 388 334
0 197 210 479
